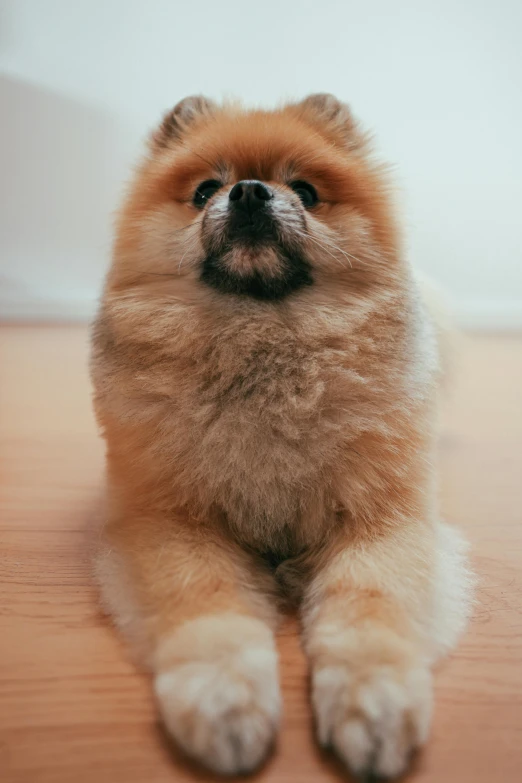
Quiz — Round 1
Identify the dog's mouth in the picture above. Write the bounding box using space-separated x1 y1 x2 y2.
200 243 313 301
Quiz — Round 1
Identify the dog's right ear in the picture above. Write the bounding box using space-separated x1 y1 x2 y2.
151 95 217 149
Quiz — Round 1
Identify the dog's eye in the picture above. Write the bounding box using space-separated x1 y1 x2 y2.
289 181 318 208
193 180 222 208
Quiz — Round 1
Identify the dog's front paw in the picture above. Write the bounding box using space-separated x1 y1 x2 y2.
155 645 280 775
312 662 432 779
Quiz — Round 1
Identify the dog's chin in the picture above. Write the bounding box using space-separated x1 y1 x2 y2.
200 245 313 301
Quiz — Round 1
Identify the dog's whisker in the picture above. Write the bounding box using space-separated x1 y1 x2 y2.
178 245 193 273
306 229 369 269
294 229 354 269
311 235 352 268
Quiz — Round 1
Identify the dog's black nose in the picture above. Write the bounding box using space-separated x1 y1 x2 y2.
229 180 272 213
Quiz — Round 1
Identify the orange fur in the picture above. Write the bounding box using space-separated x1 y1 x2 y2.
91 94 471 777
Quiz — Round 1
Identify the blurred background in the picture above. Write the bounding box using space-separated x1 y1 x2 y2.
0 0 521 325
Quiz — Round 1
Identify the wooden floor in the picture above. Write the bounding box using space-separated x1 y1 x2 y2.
1 326 521 783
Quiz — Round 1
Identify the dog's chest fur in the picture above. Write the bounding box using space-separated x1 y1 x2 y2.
164 308 375 550
98 299 414 553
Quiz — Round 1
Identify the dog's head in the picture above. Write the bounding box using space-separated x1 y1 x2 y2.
110 94 401 305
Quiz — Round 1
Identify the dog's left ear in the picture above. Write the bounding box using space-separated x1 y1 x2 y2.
295 93 368 151
151 95 217 149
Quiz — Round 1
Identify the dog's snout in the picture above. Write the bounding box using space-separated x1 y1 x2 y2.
229 180 272 213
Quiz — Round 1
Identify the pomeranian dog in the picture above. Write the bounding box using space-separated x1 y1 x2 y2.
91 94 471 779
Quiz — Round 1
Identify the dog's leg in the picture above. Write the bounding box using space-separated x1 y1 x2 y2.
301 513 471 779
96 509 280 775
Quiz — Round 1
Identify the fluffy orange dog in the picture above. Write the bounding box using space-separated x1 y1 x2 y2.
91 94 471 778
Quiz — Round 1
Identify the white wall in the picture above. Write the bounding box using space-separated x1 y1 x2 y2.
1 0 521 327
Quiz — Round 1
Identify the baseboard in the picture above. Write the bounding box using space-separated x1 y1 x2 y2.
1 295 522 331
